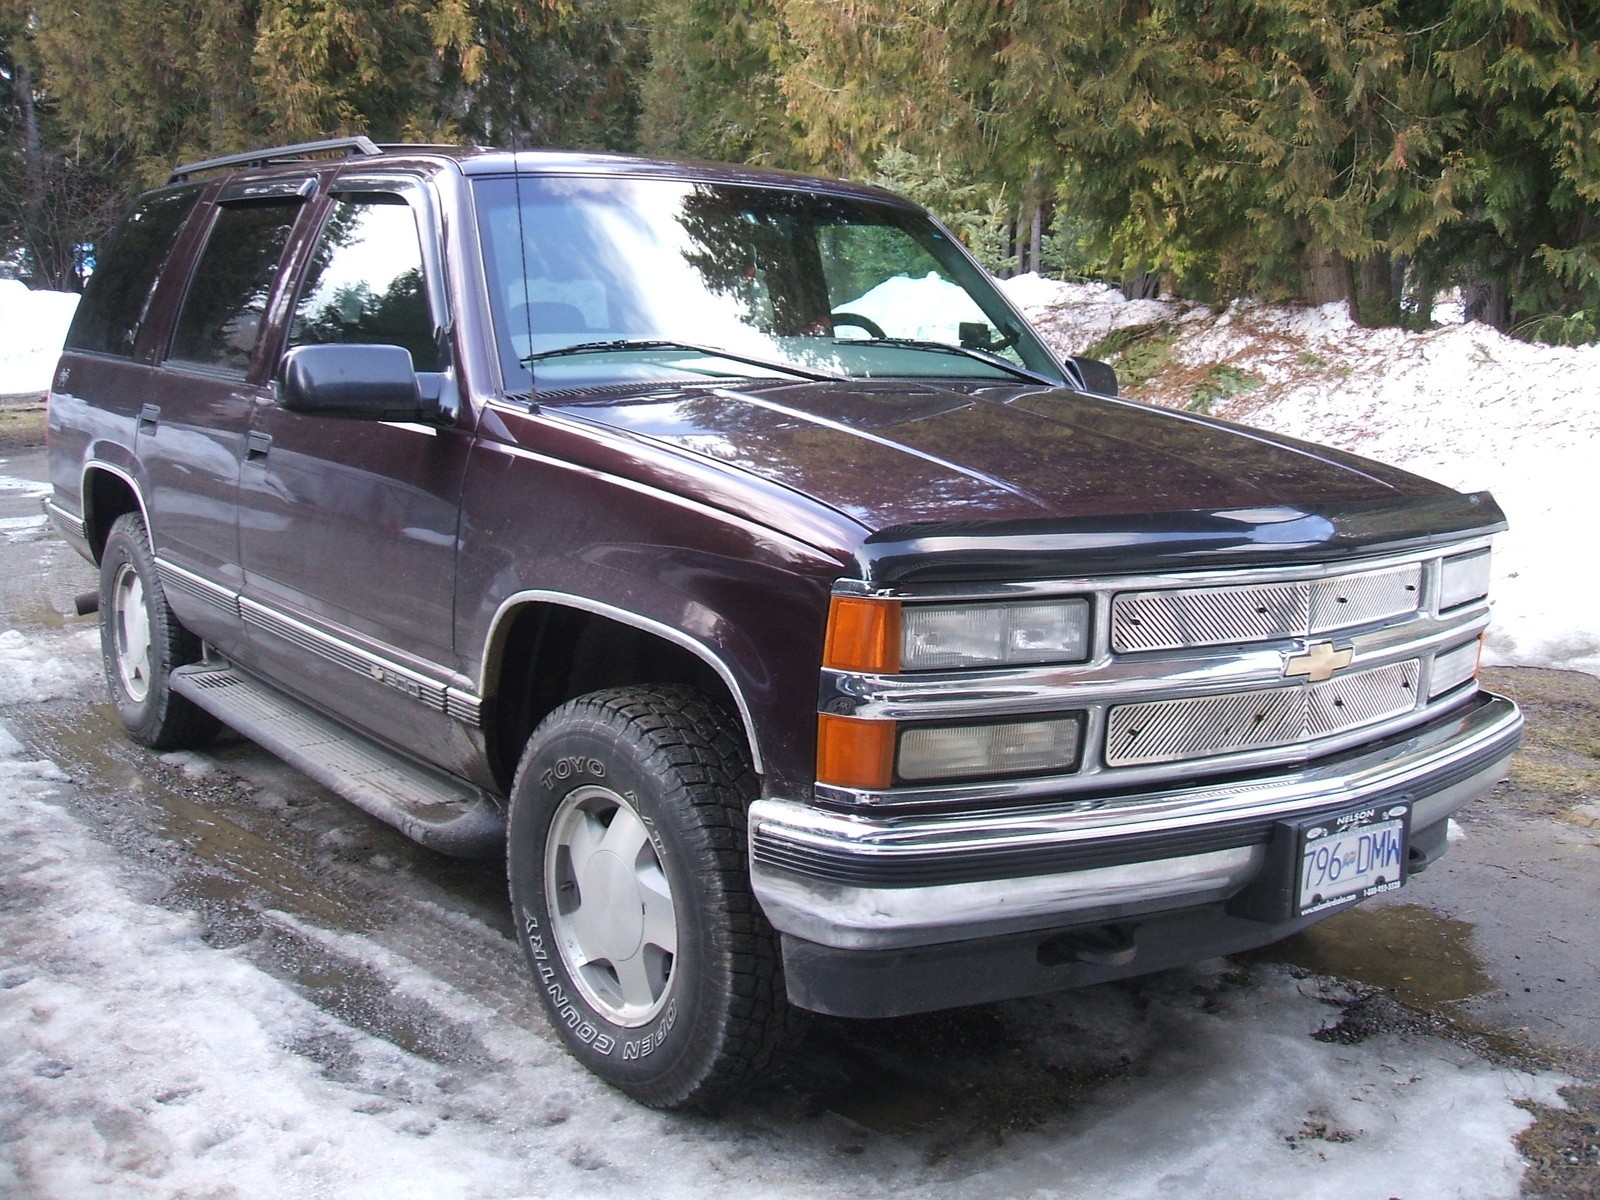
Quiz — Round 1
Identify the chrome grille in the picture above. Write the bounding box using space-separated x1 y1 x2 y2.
1112 563 1423 653
1305 660 1420 732
1105 659 1421 767
1309 566 1423 633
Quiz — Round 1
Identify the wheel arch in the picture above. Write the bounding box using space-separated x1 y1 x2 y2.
480 592 765 794
81 460 151 564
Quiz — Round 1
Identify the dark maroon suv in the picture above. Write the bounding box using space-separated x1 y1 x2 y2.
44 136 1521 1110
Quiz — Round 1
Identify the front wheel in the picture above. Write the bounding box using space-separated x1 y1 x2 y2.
507 686 794 1110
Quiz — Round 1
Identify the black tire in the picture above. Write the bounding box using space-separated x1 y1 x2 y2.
98 513 218 750
507 685 795 1110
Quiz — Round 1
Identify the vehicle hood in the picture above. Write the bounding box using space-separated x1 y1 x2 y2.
546 378 1501 579
551 377 1455 521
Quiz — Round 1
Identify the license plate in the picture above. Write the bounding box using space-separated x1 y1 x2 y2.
1296 802 1410 916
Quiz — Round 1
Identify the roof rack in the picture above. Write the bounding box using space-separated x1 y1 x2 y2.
168 135 383 184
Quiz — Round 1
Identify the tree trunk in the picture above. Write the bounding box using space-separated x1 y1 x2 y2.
1028 200 1043 274
1120 271 1161 300
1354 252 1400 328
16 60 47 287
1461 271 1510 332
1301 246 1353 309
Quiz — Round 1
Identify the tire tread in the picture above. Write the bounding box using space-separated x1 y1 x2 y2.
508 684 800 1111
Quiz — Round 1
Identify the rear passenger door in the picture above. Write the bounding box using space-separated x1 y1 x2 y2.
236 181 473 768
142 180 314 654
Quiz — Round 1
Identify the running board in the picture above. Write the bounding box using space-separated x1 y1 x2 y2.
170 662 505 859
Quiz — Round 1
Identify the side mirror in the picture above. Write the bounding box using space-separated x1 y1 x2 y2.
276 344 434 421
1070 355 1118 397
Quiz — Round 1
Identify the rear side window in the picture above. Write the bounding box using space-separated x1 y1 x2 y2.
168 201 301 376
288 194 440 371
65 186 200 358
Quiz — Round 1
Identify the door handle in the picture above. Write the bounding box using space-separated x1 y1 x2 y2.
138 404 160 435
245 431 272 463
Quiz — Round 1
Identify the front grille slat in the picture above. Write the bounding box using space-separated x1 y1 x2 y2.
1308 565 1422 634
1112 563 1423 654
1305 660 1419 733
1105 660 1421 767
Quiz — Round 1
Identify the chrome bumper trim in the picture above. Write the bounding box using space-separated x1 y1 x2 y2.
41 497 86 542
751 694 1520 950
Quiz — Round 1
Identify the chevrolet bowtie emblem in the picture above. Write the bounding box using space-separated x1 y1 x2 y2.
1284 641 1353 682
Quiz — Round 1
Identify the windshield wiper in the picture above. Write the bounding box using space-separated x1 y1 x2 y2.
835 337 1056 385
521 338 843 382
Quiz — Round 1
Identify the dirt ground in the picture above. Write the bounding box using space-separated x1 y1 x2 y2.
0 401 46 454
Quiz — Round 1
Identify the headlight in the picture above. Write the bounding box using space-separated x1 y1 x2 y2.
897 715 1084 782
901 599 1090 670
824 595 1092 672
1439 549 1491 611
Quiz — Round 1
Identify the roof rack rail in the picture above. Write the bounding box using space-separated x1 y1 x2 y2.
168 135 383 184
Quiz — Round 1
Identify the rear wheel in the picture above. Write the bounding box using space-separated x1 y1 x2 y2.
98 513 217 749
507 685 794 1110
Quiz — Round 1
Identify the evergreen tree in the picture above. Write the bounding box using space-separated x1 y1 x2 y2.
774 0 1600 336
1 5 137 287
19 0 258 182
430 0 648 150
1419 0 1600 340
638 0 792 163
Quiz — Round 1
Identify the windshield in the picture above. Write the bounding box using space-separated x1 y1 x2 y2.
473 175 1064 393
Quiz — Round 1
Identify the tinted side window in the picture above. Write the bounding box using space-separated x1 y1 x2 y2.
288 195 439 371
65 186 200 358
168 201 301 375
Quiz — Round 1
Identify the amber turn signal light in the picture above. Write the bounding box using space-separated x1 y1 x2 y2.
815 713 896 790
823 596 901 673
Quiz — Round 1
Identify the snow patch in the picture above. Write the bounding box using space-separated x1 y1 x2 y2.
1002 275 1183 353
0 471 53 498
839 270 989 344
0 280 77 396
156 750 216 780
0 627 103 706
0 515 48 543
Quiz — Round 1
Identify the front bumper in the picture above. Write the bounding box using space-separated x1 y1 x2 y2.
751 692 1520 960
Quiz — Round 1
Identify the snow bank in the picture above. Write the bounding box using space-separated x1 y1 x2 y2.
0 280 78 397
838 270 990 344
1003 274 1185 350
1003 276 1600 677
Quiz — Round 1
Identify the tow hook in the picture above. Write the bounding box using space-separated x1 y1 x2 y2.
1038 924 1139 968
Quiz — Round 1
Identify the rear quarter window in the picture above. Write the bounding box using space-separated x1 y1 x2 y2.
65 185 201 358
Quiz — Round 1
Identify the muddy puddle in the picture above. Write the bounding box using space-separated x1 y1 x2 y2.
1246 902 1493 1010
5 696 512 1070
14 702 384 931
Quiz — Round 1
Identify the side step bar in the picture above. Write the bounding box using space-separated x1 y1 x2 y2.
170 662 505 859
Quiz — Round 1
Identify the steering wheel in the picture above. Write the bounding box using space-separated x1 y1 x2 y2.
830 311 887 340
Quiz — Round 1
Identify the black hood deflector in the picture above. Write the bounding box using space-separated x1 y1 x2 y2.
857 492 1506 584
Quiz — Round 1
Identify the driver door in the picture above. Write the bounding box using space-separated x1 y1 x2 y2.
236 182 474 769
